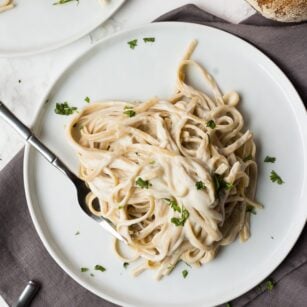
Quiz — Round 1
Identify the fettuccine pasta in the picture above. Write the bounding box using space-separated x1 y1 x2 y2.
0 0 14 13
67 40 261 280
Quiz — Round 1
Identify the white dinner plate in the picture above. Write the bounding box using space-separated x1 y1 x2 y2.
24 22 307 307
0 0 125 57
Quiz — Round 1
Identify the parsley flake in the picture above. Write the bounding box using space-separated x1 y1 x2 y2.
243 154 253 162
213 174 233 194
264 156 276 163
258 279 276 292
128 39 138 49
54 102 78 115
123 262 129 269
225 182 234 190
164 198 181 213
123 109 136 117
143 37 155 43
94 264 106 272
53 0 79 5
84 96 90 103
81 267 89 273
75 231 80 236
270 171 284 185
136 177 152 189
206 120 216 129
265 279 275 291
195 181 206 190
171 206 189 227
182 269 188 278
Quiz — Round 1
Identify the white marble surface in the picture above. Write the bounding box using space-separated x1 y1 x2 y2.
0 0 254 306
0 0 254 171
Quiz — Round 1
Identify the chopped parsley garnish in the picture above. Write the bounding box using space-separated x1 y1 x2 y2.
225 182 234 190
265 279 275 291
206 120 216 129
123 109 136 117
53 0 79 5
182 269 188 278
165 199 189 226
75 231 80 235
124 106 136 117
243 154 253 162
270 171 284 184
195 181 206 190
213 174 223 193
81 267 89 272
123 262 129 269
164 198 181 213
84 96 90 103
128 39 138 49
225 303 232 307
264 156 276 163
54 102 77 115
136 177 152 189
213 174 233 194
143 37 155 43
258 278 276 292
246 206 257 215
18 80 21 83
90 273 94 277
94 264 106 272
171 206 189 227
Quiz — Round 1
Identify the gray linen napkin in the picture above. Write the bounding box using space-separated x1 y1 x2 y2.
0 5 306 307
0 151 117 307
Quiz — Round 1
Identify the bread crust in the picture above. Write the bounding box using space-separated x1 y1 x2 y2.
246 0 307 22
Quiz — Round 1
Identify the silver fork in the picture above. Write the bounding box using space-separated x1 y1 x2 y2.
0 101 126 243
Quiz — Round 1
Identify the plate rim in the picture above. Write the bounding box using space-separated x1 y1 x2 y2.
0 0 126 58
23 21 307 307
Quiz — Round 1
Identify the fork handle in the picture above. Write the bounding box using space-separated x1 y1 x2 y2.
0 101 75 178
0 101 56 163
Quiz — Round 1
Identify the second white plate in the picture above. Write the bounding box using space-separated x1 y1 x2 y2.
24 22 307 306
0 0 125 57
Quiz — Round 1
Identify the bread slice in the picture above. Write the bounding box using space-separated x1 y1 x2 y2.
246 0 307 22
